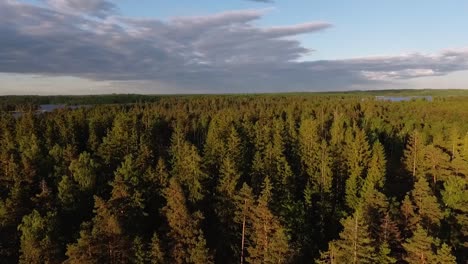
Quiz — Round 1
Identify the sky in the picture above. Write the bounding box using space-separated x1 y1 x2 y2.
1 0 468 95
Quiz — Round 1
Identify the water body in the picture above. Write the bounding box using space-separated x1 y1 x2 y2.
375 96 433 102
38 104 85 112
11 104 89 118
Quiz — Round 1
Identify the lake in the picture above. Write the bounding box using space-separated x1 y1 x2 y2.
375 96 433 102
11 104 89 118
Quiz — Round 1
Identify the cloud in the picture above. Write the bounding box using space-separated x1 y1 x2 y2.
0 0 468 94
45 0 116 17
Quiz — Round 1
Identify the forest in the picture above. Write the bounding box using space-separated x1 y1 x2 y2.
0 94 467 263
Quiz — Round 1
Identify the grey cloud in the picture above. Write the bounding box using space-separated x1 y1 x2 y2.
261 22 332 38
1 0 468 93
45 0 116 17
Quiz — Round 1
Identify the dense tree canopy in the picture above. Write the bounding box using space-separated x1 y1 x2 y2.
0 94 467 263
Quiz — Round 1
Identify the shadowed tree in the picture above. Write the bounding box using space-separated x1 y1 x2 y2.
149 232 165 264
403 130 425 179
169 126 207 203
402 224 437 264
163 178 212 264
65 197 129 263
246 178 291 264
435 243 457 264
411 176 443 229
345 126 371 210
69 152 98 192
328 209 377 264
18 210 60 264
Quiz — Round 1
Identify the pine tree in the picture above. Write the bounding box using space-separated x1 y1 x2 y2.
345 126 371 210
57 175 79 209
366 141 387 189
318 140 334 195
400 194 419 234
65 197 130 263
298 118 320 184
333 209 377 264
234 183 255 264
435 243 457 264
423 144 450 186
217 157 241 199
144 157 169 190
163 178 212 264
225 126 243 170
18 210 59 264
132 236 147 264
315 241 337 264
149 232 165 264
169 126 207 202
108 155 146 233
203 114 234 172
378 213 402 257
402 224 437 264
69 151 98 192
442 175 468 242
213 156 242 261
403 130 425 178
330 109 346 146
411 176 443 227
98 113 139 166
246 178 291 264
377 242 396 264
299 119 333 198
18 133 42 184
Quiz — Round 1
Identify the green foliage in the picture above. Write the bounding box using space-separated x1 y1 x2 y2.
58 175 79 208
332 209 377 264
345 126 371 210
132 236 147 264
66 197 130 263
366 141 387 189
0 94 467 263
170 126 207 203
18 210 59 264
377 242 396 264
163 178 213 263
435 243 457 264
403 130 426 179
402 225 437 264
411 176 443 228
149 233 165 264
69 152 98 191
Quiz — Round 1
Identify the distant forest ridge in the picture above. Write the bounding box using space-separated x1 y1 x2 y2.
1 89 468 110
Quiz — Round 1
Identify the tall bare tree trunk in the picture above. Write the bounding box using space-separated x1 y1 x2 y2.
240 199 246 264
413 136 417 177
353 215 358 264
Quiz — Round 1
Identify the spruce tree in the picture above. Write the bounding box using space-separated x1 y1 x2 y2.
411 176 443 228
333 209 377 264
345 126 371 210
149 232 165 264
65 197 130 263
69 151 98 192
169 127 207 203
435 243 457 264
18 210 59 264
400 194 419 234
163 178 212 264
403 130 425 178
402 225 436 264
246 178 291 264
